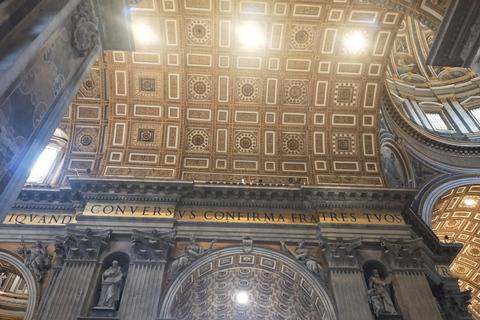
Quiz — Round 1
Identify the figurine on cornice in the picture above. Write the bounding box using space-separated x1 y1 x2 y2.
17 239 52 281
280 240 325 280
368 269 397 316
167 237 216 281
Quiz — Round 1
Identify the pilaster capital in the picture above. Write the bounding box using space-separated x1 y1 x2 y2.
55 228 112 262
379 237 423 269
131 229 177 262
318 235 363 268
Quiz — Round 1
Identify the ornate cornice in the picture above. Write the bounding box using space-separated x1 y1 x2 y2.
382 86 480 157
15 179 417 212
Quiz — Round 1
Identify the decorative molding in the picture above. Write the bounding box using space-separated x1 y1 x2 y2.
318 235 363 268
131 229 176 261
379 237 423 269
71 0 100 57
382 88 480 156
55 228 112 261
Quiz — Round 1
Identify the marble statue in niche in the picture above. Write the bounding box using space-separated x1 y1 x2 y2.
97 260 123 308
168 237 216 280
368 269 397 317
280 240 325 280
17 238 52 281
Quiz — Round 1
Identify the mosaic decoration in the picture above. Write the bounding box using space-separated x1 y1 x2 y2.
282 134 305 155
236 78 260 103
78 68 101 99
332 133 355 155
235 132 257 153
187 20 211 44
290 25 315 50
138 129 155 143
334 83 358 107
188 75 211 100
140 78 155 92
187 129 209 150
284 80 308 105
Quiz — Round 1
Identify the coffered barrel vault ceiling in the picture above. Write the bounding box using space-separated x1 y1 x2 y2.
57 0 408 186
431 185 480 318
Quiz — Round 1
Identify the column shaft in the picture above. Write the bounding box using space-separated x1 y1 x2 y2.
118 262 166 320
392 271 442 320
36 261 99 320
330 269 374 320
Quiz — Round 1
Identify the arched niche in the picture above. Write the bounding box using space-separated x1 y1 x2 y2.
94 252 130 311
0 249 39 320
160 246 338 320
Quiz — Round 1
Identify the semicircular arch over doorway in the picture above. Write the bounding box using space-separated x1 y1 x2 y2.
160 246 338 320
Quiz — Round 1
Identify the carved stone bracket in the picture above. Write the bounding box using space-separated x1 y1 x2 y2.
55 228 112 261
131 229 176 261
435 283 471 320
242 236 253 253
318 235 364 268
379 237 423 269
71 0 100 57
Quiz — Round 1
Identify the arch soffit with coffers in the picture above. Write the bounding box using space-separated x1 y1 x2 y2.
159 245 338 320
416 174 480 227
0 249 39 320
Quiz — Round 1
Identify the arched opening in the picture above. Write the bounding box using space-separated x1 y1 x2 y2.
160 246 337 320
430 184 480 318
0 250 38 320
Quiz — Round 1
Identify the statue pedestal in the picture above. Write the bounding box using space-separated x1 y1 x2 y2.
377 314 403 320
90 306 116 317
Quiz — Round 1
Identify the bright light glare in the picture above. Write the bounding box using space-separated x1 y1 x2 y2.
237 24 263 47
465 199 476 206
235 292 249 304
27 147 58 183
134 24 154 43
343 32 367 54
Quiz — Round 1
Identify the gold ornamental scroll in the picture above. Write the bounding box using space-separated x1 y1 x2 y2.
80 203 405 225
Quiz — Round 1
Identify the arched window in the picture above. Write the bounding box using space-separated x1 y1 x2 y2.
419 102 455 133
26 129 68 185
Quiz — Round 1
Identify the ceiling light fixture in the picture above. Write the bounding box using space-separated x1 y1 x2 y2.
343 31 367 54
465 198 476 206
236 23 264 48
133 24 154 43
235 291 249 304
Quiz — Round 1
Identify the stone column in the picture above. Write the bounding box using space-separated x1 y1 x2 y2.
380 237 443 320
117 229 177 320
319 236 374 320
0 0 101 219
35 228 112 320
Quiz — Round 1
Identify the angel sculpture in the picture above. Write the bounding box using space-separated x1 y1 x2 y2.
18 239 52 281
168 237 216 280
280 240 325 280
